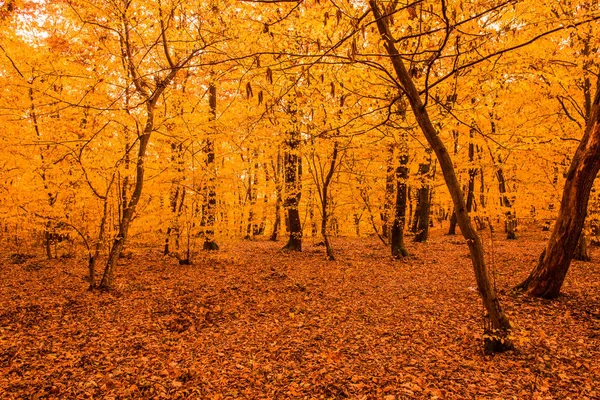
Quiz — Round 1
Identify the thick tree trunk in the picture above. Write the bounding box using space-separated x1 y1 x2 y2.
370 0 512 352
517 85 600 298
282 131 302 251
391 153 409 258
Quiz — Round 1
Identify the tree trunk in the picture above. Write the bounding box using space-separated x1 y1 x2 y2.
496 165 516 240
164 142 187 262
269 153 283 241
466 131 477 213
413 157 432 242
203 83 219 251
574 231 591 261
282 130 302 251
382 144 395 240
370 0 512 352
517 85 600 297
391 152 409 258
319 142 338 260
448 211 457 235
99 119 152 289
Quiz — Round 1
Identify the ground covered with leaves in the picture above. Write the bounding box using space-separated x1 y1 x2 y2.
1 226 599 399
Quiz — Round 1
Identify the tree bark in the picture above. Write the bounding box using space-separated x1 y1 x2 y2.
496 164 517 240
282 130 302 251
269 153 283 241
370 0 512 352
517 84 600 298
382 144 395 240
203 82 219 251
100 116 153 289
413 157 432 242
319 142 338 260
574 230 591 262
391 152 409 258
448 211 457 235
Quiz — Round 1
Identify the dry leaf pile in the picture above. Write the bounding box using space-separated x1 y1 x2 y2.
1 226 599 399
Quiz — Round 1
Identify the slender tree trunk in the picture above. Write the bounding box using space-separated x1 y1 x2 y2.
448 211 457 235
99 110 153 289
370 0 512 352
203 82 219 250
319 142 338 260
282 130 302 251
270 155 283 241
496 163 516 240
165 142 187 260
574 230 591 261
413 157 432 242
466 132 477 213
517 82 600 298
391 152 409 258
382 144 395 240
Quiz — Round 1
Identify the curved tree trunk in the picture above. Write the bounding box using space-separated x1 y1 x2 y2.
370 0 512 352
517 85 600 298
319 142 338 260
100 114 153 289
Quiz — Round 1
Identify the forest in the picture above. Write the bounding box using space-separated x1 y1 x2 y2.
1 0 599 398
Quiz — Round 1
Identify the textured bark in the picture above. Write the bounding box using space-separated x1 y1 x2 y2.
203 83 219 251
518 85 600 298
370 0 512 352
282 131 302 251
412 158 432 242
391 153 409 258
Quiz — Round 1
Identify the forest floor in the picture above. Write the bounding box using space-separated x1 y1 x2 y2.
1 226 599 400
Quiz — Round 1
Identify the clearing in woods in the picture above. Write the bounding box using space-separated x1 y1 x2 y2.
1 226 599 399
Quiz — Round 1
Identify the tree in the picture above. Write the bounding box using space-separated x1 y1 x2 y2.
85 0 204 289
391 148 410 258
369 0 513 352
517 77 600 298
281 121 303 251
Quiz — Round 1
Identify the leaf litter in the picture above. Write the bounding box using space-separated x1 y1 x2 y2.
0 226 599 399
